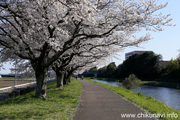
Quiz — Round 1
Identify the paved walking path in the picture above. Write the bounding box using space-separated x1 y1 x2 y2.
73 80 156 120
0 79 56 101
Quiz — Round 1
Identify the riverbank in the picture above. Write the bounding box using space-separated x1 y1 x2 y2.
86 78 180 120
0 78 82 119
143 81 180 89
91 77 180 89
90 77 123 82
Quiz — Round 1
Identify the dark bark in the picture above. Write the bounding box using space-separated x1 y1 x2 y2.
30 42 52 98
56 71 64 89
34 67 48 98
67 72 72 83
68 75 72 83
63 72 69 85
31 60 48 98
63 70 73 84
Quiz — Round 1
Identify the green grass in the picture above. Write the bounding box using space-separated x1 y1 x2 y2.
89 77 123 82
0 77 35 80
0 78 82 120
0 77 14 79
86 78 180 120
142 81 180 89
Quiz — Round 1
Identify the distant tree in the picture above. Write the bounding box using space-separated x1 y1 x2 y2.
165 58 180 81
97 62 117 78
164 50 180 81
105 62 116 78
89 67 98 72
116 52 161 79
97 66 107 78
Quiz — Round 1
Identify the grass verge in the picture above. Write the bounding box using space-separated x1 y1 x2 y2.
92 77 180 89
86 78 180 120
142 81 180 89
0 77 14 79
0 78 82 120
89 77 123 82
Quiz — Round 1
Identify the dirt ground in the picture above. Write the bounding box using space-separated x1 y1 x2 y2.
0 79 35 88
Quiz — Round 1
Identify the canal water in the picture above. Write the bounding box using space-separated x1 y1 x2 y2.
91 79 180 110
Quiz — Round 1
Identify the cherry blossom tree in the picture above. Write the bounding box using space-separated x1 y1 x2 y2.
52 41 119 88
52 53 75 89
0 0 172 98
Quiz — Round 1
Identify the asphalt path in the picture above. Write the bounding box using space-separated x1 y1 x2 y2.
73 80 156 120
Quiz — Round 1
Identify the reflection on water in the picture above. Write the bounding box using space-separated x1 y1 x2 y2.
91 79 180 110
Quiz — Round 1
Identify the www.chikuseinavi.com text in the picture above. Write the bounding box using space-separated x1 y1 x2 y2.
121 112 178 119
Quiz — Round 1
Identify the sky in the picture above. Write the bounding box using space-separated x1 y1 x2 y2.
0 0 180 74
112 0 180 65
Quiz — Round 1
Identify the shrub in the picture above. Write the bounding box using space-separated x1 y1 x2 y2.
122 74 141 89
8 90 20 98
20 87 35 95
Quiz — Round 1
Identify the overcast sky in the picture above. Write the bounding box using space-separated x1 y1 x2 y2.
0 0 180 74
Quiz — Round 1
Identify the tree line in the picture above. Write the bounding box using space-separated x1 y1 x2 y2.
94 52 180 82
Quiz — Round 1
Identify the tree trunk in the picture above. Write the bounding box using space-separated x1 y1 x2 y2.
31 60 48 98
68 75 71 83
34 67 48 98
67 73 72 83
63 72 69 85
56 71 64 89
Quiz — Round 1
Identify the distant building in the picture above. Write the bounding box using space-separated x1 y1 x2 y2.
125 50 153 60
159 61 169 68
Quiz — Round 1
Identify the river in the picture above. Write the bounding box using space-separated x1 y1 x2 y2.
90 79 180 110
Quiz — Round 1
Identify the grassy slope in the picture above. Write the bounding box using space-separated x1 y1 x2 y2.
89 77 123 82
91 77 180 89
142 81 180 89
86 78 180 120
0 78 82 120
